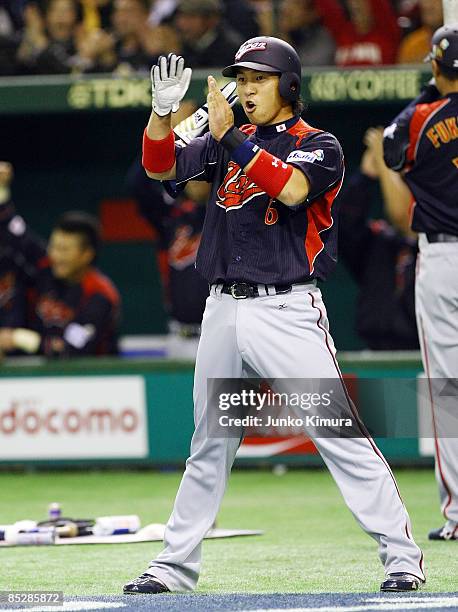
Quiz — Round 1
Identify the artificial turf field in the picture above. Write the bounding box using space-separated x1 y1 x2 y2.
1 468 457 611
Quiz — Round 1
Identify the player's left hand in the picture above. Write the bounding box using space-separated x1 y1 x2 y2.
207 75 234 141
151 54 192 116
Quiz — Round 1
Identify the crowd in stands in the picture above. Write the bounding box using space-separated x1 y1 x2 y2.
0 0 445 76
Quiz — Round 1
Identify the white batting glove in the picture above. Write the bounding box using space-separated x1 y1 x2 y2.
151 54 192 116
174 81 238 147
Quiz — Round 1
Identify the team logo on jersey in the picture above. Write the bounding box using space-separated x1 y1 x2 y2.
286 149 324 164
235 40 267 61
383 123 397 140
216 161 265 210
36 296 75 328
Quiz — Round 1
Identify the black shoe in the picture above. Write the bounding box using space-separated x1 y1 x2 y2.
428 524 458 541
380 573 423 592
123 573 170 594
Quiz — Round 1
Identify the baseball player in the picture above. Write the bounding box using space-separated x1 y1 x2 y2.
124 37 425 594
384 25 458 542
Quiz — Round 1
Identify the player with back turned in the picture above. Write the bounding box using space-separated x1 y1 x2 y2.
124 37 425 594
384 24 458 542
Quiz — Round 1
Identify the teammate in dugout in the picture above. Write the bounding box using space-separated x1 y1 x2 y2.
124 37 425 595
383 24 458 542
0 209 120 357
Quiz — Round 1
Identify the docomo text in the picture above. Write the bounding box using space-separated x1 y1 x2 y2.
0 401 139 435
218 390 333 411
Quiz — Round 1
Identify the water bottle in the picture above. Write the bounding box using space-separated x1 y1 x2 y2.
5 526 55 546
0 525 10 541
92 515 140 536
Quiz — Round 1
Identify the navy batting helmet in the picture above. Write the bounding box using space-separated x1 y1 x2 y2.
222 36 302 102
426 23 458 71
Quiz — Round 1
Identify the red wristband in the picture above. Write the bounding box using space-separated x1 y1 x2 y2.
245 149 293 198
142 129 176 173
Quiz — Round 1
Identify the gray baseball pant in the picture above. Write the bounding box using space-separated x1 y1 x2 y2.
148 283 425 591
416 234 458 525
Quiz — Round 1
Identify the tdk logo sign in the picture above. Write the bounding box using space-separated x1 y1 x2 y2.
235 41 267 60
286 149 324 164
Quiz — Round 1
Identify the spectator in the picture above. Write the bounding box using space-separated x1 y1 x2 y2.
16 0 83 74
316 0 401 66
142 0 182 62
148 0 178 26
127 157 209 358
222 0 259 40
109 0 158 73
0 0 25 75
79 0 113 30
0 161 47 333
73 24 117 72
338 128 419 350
148 0 258 40
77 0 178 75
174 0 242 68
279 0 335 67
397 0 443 64
247 0 273 36
0 210 121 357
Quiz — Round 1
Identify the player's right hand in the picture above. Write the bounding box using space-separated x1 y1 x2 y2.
151 54 192 117
207 75 234 142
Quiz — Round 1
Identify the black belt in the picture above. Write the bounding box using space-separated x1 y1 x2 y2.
221 282 293 299
426 233 458 243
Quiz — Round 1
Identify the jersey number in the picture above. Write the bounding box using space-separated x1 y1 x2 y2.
265 201 279 225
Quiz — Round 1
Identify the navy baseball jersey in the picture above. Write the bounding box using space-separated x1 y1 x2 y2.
174 116 344 284
29 266 121 356
384 92 458 235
